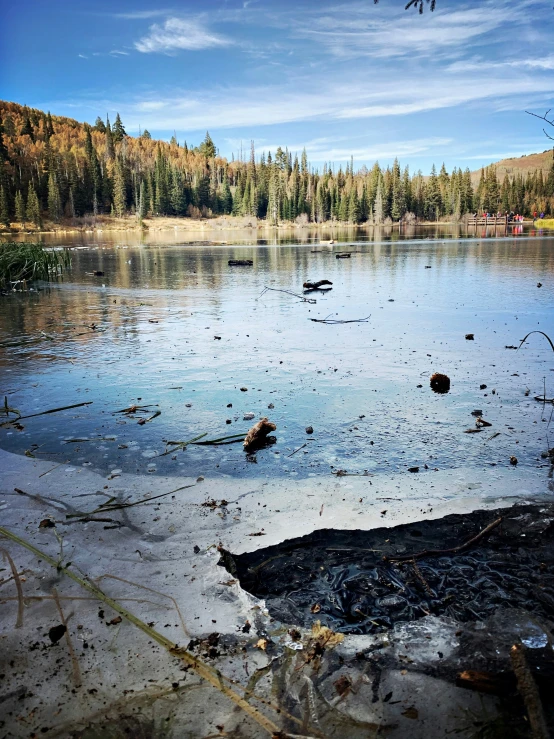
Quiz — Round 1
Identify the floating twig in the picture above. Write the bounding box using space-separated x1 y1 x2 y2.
137 410 161 425
161 432 245 456
0 547 24 628
258 286 316 304
385 517 503 563
1 396 21 418
287 443 307 458
517 330 554 352
52 588 82 687
64 436 116 444
310 314 371 324
66 483 196 519
1 401 92 427
113 404 158 415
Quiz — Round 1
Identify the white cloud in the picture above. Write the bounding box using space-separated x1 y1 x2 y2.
135 17 230 53
78 54 88 59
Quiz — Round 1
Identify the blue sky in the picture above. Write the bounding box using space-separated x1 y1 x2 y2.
1 0 554 172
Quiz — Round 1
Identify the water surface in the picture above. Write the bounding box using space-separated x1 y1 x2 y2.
1 228 553 486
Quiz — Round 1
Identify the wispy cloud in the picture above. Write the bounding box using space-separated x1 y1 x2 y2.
113 9 173 20
71 65 551 134
109 50 130 56
78 53 88 59
226 135 453 162
447 55 554 72
135 17 231 53
291 0 540 60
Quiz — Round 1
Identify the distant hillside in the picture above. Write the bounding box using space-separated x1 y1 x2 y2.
0 99 553 229
471 149 554 188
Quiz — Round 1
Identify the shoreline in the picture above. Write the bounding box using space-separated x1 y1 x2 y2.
0 213 538 237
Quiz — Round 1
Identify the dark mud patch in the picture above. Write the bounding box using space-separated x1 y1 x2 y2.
222 504 554 634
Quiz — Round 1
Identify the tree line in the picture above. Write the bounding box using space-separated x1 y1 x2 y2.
0 100 553 229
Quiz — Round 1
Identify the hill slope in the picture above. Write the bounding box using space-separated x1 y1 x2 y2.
471 149 554 187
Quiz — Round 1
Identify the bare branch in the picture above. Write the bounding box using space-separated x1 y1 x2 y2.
525 110 554 141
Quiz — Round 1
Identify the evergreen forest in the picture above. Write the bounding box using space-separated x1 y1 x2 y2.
1 100 553 230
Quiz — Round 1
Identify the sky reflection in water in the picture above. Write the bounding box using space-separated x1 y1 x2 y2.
1 227 553 484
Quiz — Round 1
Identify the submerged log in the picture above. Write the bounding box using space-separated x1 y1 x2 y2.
243 417 277 451
303 279 333 290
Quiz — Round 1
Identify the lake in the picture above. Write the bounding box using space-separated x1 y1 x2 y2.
1 225 553 489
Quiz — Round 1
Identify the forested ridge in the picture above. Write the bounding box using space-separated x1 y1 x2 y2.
0 100 553 230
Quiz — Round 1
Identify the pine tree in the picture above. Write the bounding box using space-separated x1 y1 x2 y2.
222 173 233 214
137 181 145 223
0 185 9 226
112 113 126 143
199 132 216 158
46 111 55 137
170 167 185 215
105 116 115 159
267 165 281 224
196 173 211 210
47 172 62 221
94 116 106 133
338 192 348 222
20 114 35 141
348 188 360 223
112 157 126 217
26 184 41 227
373 176 384 224
15 190 25 225
425 164 441 221
0 117 9 163
67 188 76 219
461 168 474 213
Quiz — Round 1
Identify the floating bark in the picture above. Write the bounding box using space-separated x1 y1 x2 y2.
243 417 277 451
430 372 450 394
228 259 253 266
336 253 351 259
476 417 492 427
303 279 333 290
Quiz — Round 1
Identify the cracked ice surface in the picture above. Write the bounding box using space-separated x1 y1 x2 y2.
0 448 552 737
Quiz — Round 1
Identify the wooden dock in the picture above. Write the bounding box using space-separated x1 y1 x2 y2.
466 215 509 226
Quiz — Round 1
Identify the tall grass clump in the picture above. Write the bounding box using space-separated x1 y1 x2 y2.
0 242 71 290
